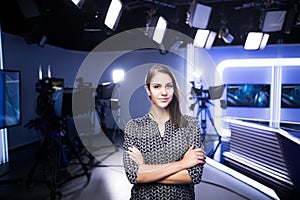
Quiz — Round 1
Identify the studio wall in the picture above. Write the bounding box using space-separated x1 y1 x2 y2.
1 33 187 149
2 32 300 149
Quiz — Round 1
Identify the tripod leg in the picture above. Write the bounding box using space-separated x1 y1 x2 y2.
209 136 222 159
49 135 60 200
27 137 48 184
205 107 218 134
64 133 91 181
205 108 222 159
197 104 207 143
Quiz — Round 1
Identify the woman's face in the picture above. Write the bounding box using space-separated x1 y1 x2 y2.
146 72 174 109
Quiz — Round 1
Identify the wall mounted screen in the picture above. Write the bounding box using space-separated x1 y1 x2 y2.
226 84 270 107
281 84 300 108
0 69 21 129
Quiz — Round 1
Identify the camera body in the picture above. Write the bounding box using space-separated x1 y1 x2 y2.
35 78 64 117
190 81 210 102
36 78 64 94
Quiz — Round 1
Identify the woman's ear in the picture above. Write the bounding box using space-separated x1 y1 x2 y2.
145 85 151 96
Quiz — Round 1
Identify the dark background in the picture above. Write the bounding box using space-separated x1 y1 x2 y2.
1 0 300 52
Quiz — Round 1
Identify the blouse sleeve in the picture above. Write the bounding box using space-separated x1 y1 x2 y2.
123 119 139 184
186 116 204 184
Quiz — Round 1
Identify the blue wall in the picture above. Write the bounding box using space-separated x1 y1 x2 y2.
1 33 187 148
2 32 300 148
2 33 87 148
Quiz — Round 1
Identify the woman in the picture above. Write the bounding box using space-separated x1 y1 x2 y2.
123 64 206 199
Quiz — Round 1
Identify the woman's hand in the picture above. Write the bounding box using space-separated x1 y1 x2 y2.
179 144 206 169
127 146 145 165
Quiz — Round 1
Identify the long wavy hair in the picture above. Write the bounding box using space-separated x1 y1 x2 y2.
145 64 187 127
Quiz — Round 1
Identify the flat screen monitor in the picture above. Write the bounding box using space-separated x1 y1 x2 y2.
226 84 270 107
281 84 300 108
0 69 21 129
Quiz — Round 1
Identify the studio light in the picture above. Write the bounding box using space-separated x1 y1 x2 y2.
244 32 269 50
193 29 216 49
205 31 216 49
71 0 85 9
152 16 167 44
260 33 269 50
112 69 124 83
218 27 234 44
193 29 209 48
104 0 123 31
186 3 212 29
145 16 167 44
260 10 287 32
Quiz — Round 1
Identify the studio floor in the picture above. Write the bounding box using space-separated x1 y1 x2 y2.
0 130 279 200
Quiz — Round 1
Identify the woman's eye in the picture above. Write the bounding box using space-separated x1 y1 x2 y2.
166 84 173 89
153 85 160 89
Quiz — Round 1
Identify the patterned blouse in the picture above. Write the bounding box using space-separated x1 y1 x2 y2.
123 114 203 200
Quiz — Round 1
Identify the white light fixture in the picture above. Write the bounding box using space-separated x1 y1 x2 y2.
187 3 212 29
244 32 269 50
260 10 287 32
71 0 85 9
260 33 269 50
193 29 216 49
205 31 216 49
152 16 167 44
193 29 209 48
145 15 168 44
112 69 124 83
104 0 123 31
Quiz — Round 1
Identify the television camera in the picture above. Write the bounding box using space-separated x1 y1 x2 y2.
35 77 64 94
34 77 64 117
190 81 224 158
25 77 90 199
190 81 224 108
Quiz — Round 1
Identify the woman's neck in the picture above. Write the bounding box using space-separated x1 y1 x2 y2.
149 107 170 137
149 107 170 122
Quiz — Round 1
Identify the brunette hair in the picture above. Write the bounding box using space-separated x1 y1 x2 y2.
145 64 187 127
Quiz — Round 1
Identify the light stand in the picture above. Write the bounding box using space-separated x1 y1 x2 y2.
114 82 123 147
112 69 125 147
95 82 124 148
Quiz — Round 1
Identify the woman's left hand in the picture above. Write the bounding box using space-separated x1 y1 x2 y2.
127 146 145 165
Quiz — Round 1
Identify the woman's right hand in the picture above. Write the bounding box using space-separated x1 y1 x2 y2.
127 146 145 166
179 144 206 169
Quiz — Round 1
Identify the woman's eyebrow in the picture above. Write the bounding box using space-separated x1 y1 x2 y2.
151 82 172 85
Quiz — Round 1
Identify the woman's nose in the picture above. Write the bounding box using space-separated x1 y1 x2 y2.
161 86 167 95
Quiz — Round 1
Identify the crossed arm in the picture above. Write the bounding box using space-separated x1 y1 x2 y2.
126 144 206 184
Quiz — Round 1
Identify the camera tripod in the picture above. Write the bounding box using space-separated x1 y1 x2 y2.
194 97 221 159
25 87 91 200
